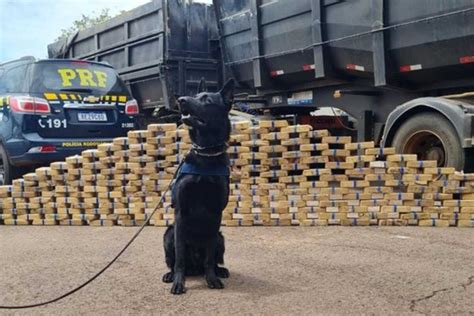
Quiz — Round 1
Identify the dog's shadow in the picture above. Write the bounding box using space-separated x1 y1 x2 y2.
184 271 291 297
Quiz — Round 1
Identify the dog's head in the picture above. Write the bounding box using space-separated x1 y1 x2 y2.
178 79 234 147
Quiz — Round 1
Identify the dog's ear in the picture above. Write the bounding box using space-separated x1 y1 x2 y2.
197 78 207 94
220 79 234 111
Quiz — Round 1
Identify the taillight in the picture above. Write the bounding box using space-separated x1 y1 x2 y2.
28 145 56 153
10 97 51 114
125 99 139 115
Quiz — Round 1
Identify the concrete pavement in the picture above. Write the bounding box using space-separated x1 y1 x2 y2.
1 226 473 315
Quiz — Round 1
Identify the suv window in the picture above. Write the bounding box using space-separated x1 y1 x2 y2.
2 64 28 93
30 61 129 95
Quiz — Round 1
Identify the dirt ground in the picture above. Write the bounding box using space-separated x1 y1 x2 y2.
1 226 473 315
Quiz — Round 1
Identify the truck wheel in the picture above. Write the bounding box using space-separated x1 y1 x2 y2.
391 113 464 170
0 146 21 185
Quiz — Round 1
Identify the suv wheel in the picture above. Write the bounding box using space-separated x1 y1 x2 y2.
0 145 20 185
391 112 464 170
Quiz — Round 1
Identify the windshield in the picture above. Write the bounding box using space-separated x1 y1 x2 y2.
30 61 129 94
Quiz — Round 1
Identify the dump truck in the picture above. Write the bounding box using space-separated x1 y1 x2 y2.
48 0 220 124
49 0 474 171
214 0 474 171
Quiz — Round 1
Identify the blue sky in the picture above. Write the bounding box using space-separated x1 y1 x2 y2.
0 0 211 62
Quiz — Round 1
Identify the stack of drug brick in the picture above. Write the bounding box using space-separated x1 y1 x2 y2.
223 120 474 227
1 119 474 228
453 173 474 227
1 176 41 225
0 123 190 227
144 124 191 227
224 120 312 226
299 136 377 227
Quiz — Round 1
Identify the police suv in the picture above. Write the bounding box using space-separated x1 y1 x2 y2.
0 56 139 184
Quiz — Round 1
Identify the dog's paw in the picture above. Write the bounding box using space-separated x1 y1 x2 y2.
206 276 225 290
162 272 174 283
171 281 186 295
216 267 230 279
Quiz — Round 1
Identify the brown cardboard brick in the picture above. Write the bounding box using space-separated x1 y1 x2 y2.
282 151 311 159
322 136 352 144
308 130 329 138
379 219 408 226
281 125 312 134
405 160 438 168
386 154 418 162
301 219 328 226
345 155 376 163
322 149 351 157
319 174 348 182
259 145 286 153
365 147 396 156
424 167 456 175
261 132 290 141
458 220 474 227
344 142 375 151
300 143 329 152
148 123 177 132
419 219 450 227
300 156 329 164
325 162 354 169
281 138 311 146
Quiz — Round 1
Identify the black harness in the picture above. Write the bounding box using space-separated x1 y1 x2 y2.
179 142 230 177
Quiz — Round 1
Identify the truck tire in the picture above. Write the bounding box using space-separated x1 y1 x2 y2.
391 112 464 170
0 145 22 185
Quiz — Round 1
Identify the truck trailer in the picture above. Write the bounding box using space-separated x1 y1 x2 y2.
48 0 220 124
49 0 474 171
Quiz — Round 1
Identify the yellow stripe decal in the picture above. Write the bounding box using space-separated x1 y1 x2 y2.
105 95 110 101
69 94 77 100
118 96 127 103
59 94 68 100
44 93 58 100
0 98 3 107
111 96 117 102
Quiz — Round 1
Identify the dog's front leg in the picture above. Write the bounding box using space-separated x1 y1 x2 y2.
205 237 224 289
171 217 186 295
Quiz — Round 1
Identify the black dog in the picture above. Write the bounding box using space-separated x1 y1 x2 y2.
162 79 234 294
